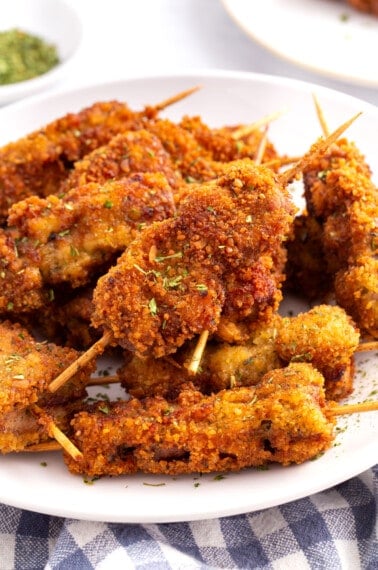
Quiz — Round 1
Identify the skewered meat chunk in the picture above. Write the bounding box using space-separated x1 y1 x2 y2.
0 100 157 221
288 135 378 337
179 115 278 164
118 316 281 400
335 257 378 339
0 319 95 453
303 138 372 219
65 362 335 477
59 129 182 194
0 320 94 416
0 399 84 454
9 172 175 288
119 305 358 401
0 172 175 315
275 304 360 400
92 160 295 357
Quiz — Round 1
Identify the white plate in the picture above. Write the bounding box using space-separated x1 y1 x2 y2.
0 71 377 523
221 0 378 88
0 0 82 105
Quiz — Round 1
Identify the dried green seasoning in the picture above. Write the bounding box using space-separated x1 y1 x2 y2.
0 28 60 85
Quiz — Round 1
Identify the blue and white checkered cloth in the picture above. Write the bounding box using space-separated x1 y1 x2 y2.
1 465 377 569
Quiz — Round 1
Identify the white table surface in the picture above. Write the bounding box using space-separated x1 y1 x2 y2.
54 0 378 106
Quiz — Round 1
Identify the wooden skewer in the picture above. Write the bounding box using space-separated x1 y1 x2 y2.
85 341 378 385
232 108 287 140
329 400 378 415
24 440 62 452
32 406 82 461
254 125 269 165
355 341 378 353
264 155 302 169
48 330 113 393
153 85 201 112
87 374 120 386
48 425 82 460
187 330 209 375
279 112 362 186
313 93 330 137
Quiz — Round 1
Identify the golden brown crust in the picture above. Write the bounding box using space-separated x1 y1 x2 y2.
92 161 295 357
59 129 182 194
65 363 335 477
275 304 359 399
0 101 153 220
0 320 94 416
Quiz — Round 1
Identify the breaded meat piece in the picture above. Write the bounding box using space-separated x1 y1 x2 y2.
335 258 378 339
275 304 360 399
65 363 335 477
118 316 282 399
59 129 182 194
0 320 94 416
9 172 175 289
0 100 157 221
92 160 295 357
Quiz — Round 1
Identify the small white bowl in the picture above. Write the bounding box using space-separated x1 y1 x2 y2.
0 0 82 105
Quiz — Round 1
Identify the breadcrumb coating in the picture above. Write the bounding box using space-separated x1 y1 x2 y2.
65 363 335 477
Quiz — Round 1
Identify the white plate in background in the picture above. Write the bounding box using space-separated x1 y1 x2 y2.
221 0 378 87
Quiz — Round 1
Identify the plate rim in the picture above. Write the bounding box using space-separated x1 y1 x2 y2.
220 0 378 89
0 70 377 523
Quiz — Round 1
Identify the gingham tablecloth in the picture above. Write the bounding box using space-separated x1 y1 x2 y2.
0 465 376 570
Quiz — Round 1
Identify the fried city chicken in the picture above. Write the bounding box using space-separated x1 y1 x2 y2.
0 320 93 416
179 115 278 164
275 304 360 400
59 129 182 194
0 319 97 453
118 305 358 401
118 316 281 399
0 100 161 221
65 363 335 477
287 135 378 337
92 160 295 357
0 172 175 314
0 398 85 454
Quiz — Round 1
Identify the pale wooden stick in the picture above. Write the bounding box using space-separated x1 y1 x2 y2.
48 424 82 460
32 406 82 461
330 400 378 415
279 112 362 186
48 330 113 393
187 330 209 375
264 155 302 169
153 86 201 111
355 341 378 353
87 374 120 386
232 108 287 140
24 440 61 452
254 126 269 165
313 94 330 136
